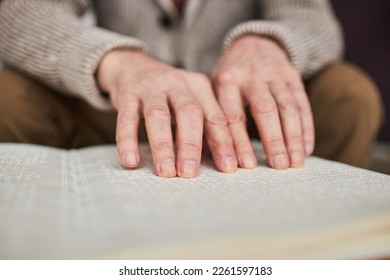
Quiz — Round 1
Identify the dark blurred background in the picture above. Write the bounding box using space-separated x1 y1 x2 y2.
330 0 390 142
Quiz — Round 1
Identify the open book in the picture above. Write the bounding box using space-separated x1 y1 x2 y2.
0 142 389 259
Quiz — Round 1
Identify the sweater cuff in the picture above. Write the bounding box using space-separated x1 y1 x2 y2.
58 27 148 111
223 21 303 73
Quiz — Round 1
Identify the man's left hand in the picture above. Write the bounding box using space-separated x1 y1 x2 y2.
212 35 314 169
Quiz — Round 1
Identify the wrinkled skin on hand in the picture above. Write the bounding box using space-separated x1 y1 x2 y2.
212 35 314 169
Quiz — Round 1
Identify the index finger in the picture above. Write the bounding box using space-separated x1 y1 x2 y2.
188 74 238 172
116 92 141 169
216 82 256 169
244 81 289 169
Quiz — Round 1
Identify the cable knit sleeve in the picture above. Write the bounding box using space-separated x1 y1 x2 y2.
223 0 344 79
0 0 148 110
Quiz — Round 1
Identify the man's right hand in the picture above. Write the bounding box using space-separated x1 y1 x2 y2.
97 49 237 178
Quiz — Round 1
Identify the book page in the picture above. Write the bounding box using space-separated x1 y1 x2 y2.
0 142 390 259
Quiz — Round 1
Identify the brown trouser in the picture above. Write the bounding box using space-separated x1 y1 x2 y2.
0 62 384 168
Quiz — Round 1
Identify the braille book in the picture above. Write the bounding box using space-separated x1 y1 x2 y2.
1 142 389 259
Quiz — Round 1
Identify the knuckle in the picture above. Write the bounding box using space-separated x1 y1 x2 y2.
177 101 203 115
117 89 140 107
167 70 186 83
145 105 170 118
119 81 137 92
251 100 277 116
180 141 202 153
192 73 211 86
138 78 157 89
279 98 298 114
119 86 136 97
215 70 235 86
266 137 285 149
286 133 303 144
153 138 173 151
207 113 228 126
117 111 138 124
226 111 246 125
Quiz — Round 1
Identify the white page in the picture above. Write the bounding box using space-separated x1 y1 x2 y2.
0 142 389 259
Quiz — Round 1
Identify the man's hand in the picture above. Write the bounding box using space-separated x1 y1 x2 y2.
98 49 237 178
213 35 314 169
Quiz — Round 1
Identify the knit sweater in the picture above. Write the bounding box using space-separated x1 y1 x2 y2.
0 0 343 110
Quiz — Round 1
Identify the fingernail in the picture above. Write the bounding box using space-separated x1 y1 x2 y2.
222 156 237 172
125 152 138 167
159 159 176 177
273 154 289 169
240 153 257 169
305 143 314 155
180 160 198 178
290 151 304 168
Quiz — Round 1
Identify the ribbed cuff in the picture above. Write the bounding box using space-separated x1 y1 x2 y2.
58 27 148 111
223 21 303 72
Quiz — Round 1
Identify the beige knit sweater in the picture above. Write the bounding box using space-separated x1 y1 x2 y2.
0 0 343 110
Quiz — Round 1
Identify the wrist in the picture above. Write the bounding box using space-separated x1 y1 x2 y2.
232 34 288 57
97 48 146 93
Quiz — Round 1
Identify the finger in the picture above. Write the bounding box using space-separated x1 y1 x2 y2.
289 76 315 156
217 83 256 169
244 81 289 169
143 93 176 178
169 84 204 178
270 81 305 168
189 74 238 172
116 93 141 168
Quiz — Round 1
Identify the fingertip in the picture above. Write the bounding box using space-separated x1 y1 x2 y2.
220 156 238 173
126 152 139 166
239 153 258 169
122 151 140 168
271 154 289 170
305 143 314 156
290 151 304 168
178 160 199 178
157 159 177 178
